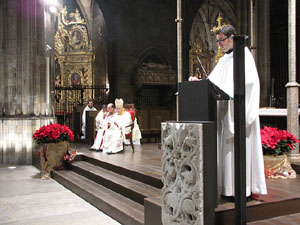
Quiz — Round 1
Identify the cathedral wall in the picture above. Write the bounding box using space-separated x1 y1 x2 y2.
0 0 55 164
98 0 178 103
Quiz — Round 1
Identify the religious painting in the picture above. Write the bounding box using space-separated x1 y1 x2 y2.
71 72 81 86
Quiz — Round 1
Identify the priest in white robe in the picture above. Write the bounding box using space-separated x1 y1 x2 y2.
81 100 97 140
208 24 267 197
102 103 124 154
102 99 132 154
90 104 107 151
114 98 133 141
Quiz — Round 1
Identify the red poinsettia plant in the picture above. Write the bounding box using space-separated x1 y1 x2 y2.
260 126 300 155
33 123 74 144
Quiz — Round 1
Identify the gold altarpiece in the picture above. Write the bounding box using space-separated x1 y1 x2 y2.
189 39 214 79
55 7 94 112
189 14 226 78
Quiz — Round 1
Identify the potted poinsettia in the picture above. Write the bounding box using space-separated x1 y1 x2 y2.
260 126 299 179
33 123 74 179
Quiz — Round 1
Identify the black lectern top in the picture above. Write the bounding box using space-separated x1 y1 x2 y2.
178 80 230 122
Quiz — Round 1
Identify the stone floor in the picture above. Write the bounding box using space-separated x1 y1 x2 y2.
0 165 121 225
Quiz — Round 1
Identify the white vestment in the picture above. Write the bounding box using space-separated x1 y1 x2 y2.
132 118 142 142
90 110 106 150
124 118 142 145
209 47 267 196
116 110 133 140
102 113 124 154
81 105 97 139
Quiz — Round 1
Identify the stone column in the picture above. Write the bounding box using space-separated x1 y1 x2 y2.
0 0 55 164
175 0 183 121
286 0 300 161
256 0 271 107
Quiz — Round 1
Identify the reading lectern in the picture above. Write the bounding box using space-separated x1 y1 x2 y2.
179 80 230 121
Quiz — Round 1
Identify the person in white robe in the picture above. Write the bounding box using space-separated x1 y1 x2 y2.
208 24 267 197
81 100 97 140
102 99 132 154
114 98 133 141
102 103 124 154
90 104 107 151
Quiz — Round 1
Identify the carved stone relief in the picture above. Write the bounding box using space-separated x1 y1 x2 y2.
161 122 204 225
137 63 176 85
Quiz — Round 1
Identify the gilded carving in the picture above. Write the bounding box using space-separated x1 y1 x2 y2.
189 37 214 79
54 6 94 111
162 122 204 225
211 13 226 63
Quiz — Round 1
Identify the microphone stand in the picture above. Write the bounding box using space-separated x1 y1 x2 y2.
197 56 208 79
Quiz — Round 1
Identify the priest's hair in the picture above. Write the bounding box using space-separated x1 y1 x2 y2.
216 24 237 37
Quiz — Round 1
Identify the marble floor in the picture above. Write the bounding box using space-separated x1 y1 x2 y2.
0 165 121 225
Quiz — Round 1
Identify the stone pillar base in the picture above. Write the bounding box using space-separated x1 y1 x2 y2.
0 117 55 164
161 121 216 225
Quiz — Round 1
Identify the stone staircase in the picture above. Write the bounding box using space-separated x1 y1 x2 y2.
52 154 162 225
50 151 300 225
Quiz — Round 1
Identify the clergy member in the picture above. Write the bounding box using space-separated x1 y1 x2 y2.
114 98 133 142
102 103 124 154
81 99 97 140
208 24 267 198
90 104 107 151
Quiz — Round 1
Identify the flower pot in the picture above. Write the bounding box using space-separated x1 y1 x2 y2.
264 154 296 179
40 141 70 179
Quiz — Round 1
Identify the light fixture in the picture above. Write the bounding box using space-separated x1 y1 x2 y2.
49 5 57 14
45 0 58 6
8 166 16 169
45 44 52 51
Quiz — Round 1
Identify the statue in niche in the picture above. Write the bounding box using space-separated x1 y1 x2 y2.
71 30 82 46
61 6 85 25
70 9 85 24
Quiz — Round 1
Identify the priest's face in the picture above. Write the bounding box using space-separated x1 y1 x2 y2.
88 101 94 109
107 104 114 114
116 107 123 115
217 33 233 53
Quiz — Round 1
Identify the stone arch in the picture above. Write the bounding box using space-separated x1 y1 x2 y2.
189 0 236 76
137 47 170 67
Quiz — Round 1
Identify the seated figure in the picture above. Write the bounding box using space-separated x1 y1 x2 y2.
102 99 132 154
90 104 107 151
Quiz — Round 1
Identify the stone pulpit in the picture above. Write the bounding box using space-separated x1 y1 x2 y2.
161 80 229 225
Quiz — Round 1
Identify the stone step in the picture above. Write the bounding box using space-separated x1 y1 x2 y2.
248 212 300 225
291 162 300 174
52 169 144 225
69 160 161 205
81 154 163 189
144 197 163 225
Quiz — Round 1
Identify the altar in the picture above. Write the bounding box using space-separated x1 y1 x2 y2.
259 108 300 130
